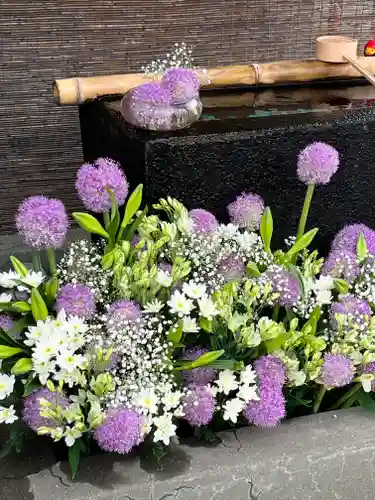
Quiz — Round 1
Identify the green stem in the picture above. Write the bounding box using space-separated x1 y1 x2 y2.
296 184 315 240
313 385 326 414
329 383 361 411
272 304 280 322
32 253 42 272
103 212 110 230
46 248 57 277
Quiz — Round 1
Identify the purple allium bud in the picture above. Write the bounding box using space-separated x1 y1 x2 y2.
161 68 199 104
0 314 13 332
227 192 265 231
297 142 339 185
322 249 360 284
331 223 375 255
94 407 143 454
158 262 173 274
244 380 286 428
218 254 245 281
254 355 286 388
265 266 301 307
320 353 354 388
76 158 129 213
363 362 375 391
131 82 172 105
23 389 69 432
16 196 69 250
183 386 215 427
189 209 218 234
107 300 142 324
182 347 216 387
331 294 372 321
56 283 96 318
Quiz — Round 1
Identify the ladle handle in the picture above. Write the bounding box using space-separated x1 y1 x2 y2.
344 55 375 86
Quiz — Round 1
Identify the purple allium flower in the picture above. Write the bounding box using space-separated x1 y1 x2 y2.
331 294 372 321
161 68 199 104
254 355 286 388
183 386 214 427
16 196 69 249
218 254 245 281
94 407 143 454
297 142 339 185
131 82 172 105
265 266 301 307
331 223 375 255
227 192 265 231
76 158 129 213
320 353 354 388
322 249 360 283
0 314 13 332
159 262 173 275
189 209 218 234
363 362 375 391
244 380 286 428
23 389 69 432
107 300 142 324
56 283 95 318
182 347 216 387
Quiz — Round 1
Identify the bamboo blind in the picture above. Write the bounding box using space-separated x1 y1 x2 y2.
1 0 375 233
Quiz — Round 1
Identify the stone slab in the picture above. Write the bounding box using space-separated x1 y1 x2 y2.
3 409 375 499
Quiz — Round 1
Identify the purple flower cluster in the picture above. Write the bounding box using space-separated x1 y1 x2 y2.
330 294 372 328
0 314 13 332
189 209 218 234
107 300 142 325
182 347 216 387
76 158 129 213
331 223 375 255
265 267 301 307
183 386 214 426
162 68 200 104
297 142 339 185
323 248 360 284
218 254 245 281
363 362 375 391
320 353 354 388
245 355 286 427
131 82 171 105
56 283 96 318
227 192 265 231
16 196 69 249
94 407 143 454
23 389 69 432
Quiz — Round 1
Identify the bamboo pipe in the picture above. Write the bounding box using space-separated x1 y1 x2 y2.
53 57 375 106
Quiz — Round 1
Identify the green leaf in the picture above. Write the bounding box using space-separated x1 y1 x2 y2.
107 209 121 242
167 322 183 346
357 232 368 261
246 262 261 278
45 277 59 302
0 428 27 459
31 288 48 322
356 390 375 412
23 376 42 397
68 438 86 480
264 333 287 353
0 345 22 359
199 317 212 332
286 228 318 259
101 250 115 270
302 306 321 336
10 316 34 336
72 213 109 239
207 359 244 370
107 188 118 222
120 184 143 230
10 256 28 277
124 206 149 242
176 350 225 371
287 264 305 298
11 357 33 375
12 301 31 313
334 278 350 295
260 207 273 254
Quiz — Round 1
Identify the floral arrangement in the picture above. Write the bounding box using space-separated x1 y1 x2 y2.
121 43 205 130
2 145 375 477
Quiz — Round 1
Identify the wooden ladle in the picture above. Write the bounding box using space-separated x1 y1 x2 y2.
316 35 375 86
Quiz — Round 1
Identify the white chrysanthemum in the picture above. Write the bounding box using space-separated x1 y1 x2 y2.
237 384 259 403
156 269 173 288
19 271 45 289
222 398 245 423
182 281 206 299
240 365 257 385
182 317 199 333
135 388 159 415
0 374 15 400
0 271 19 289
215 370 238 395
168 290 194 316
0 293 12 303
0 405 18 424
143 299 164 313
153 413 177 445
198 296 219 319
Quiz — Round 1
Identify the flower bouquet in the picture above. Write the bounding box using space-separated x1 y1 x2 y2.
1 143 375 478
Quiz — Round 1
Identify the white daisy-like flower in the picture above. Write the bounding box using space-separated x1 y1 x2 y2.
56 352 86 373
240 365 257 385
135 388 159 414
153 413 177 445
216 223 239 239
182 317 199 333
0 271 19 289
0 293 12 303
0 405 18 424
162 390 183 411
235 231 258 251
237 384 259 403
19 271 45 289
314 275 335 291
156 270 173 288
215 370 238 395
198 296 219 319
182 281 207 299
0 374 15 400
222 398 245 423
168 291 194 316
315 289 332 305
143 299 164 314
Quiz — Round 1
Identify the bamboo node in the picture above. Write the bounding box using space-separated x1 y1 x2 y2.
251 63 261 86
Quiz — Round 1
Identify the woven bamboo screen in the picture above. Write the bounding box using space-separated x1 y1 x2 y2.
1 0 375 234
